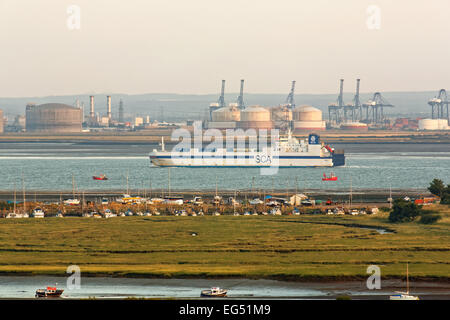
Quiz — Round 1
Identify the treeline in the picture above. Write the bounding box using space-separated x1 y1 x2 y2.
428 178 450 204
388 178 448 224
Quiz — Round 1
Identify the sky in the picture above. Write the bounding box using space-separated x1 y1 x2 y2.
0 0 449 97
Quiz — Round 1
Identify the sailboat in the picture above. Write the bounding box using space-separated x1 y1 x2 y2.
64 175 80 205
6 183 19 218
390 263 419 300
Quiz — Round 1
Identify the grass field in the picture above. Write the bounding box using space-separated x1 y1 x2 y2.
0 205 449 281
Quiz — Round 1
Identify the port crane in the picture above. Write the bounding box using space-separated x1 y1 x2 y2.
285 80 296 109
363 92 394 124
428 89 449 120
328 79 345 124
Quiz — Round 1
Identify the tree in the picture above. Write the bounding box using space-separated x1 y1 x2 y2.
389 199 422 223
428 179 446 198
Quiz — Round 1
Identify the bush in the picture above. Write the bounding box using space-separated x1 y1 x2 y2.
420 214 442 224
389 199 422 223
428 179 446 197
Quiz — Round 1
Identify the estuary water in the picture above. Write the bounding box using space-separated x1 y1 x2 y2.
0 142 449 192
1 276 449 299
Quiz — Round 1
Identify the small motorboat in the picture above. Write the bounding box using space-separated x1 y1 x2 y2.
35 286 64 298
200 287 228 297
93 174 108 181
322 173 338 181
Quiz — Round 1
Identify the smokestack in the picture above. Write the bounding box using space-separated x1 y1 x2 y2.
338 79 344 107
237 79 245 109
119 99 124 123
90 96 95 119
107 96 111 119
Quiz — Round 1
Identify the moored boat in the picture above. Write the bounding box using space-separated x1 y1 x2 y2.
93 174 108 180
200 287 228 297
35 286 64 298
389 263 419 300
322 172 338 181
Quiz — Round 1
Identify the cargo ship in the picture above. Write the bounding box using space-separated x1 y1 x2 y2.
150 131 344 168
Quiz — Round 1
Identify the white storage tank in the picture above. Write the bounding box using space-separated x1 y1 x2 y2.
211 106 241 122
238 105 273 129
293 105 322 121
292 105 325 132
419 119 449 130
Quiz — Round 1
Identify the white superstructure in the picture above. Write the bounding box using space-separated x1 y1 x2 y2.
150 132 345 168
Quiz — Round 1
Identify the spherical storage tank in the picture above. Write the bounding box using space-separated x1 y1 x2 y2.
292 105 325 132
26 103 82 133
238 105 273 129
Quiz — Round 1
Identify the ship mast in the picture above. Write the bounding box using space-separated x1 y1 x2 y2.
22 173 26 214
406 262 409 294
13 182 16 214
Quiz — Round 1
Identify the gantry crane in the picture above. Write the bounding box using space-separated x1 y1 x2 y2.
363 92 394 124
428 89 449 120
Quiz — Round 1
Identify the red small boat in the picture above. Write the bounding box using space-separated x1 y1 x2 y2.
35 286 64 298
322 173 338 181
93 174 108 181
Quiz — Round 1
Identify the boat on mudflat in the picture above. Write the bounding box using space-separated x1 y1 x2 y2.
200 287 228 297
35 286 64 298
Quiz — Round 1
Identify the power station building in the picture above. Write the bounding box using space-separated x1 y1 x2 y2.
25 103 83 133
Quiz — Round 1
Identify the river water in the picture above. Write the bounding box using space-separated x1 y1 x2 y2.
0 142 448 192
2 276 448 299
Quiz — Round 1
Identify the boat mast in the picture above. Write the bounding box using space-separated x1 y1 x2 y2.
13 182 16 214
349 176 353 209
406 262 409 294
126 170 129 195
72 174 75 199
22 172 26 214
168 167 171 196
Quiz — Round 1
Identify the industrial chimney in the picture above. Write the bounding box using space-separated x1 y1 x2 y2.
89 96 95 120
107 96 112 119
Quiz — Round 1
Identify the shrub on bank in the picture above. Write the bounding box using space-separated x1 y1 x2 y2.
388 199 422 222
419 214 442 224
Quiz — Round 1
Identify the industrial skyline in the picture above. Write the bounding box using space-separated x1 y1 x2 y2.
0 0 449 97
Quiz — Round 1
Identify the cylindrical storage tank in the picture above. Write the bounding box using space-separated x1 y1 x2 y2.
25 103 83 133
293 106 322 121
238 105 273 129
437 119 449 130
340 121 369 131
0 109 4 134
419 119 440 130
211 107 241 122
293 120 326 132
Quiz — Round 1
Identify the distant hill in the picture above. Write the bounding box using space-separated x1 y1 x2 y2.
0 91 437 122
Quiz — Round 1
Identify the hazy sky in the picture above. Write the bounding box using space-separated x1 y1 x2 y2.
0 0 449 97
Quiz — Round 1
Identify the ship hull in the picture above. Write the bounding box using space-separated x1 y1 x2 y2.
150 153 344 167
